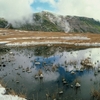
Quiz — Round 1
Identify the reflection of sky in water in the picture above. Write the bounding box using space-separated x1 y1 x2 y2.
58 66 94 83
3 47 100 81
0 47 100 100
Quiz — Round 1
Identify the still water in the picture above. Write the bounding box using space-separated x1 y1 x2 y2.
0 46 100 100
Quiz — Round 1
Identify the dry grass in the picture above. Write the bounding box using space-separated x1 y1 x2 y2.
8 89 17 96
0 80 7 88
7 89 26 99
0 79 26 99
91 89 100 100
38 70 42 76
1 28 100 48
74 79 80 83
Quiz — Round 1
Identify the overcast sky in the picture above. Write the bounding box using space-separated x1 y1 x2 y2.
0 0 100 22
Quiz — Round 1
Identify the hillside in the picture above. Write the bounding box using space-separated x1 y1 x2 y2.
0 11 100 33
0 18 13 29
66 16 100 33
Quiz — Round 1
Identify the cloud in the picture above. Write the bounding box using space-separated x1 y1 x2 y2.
0 0 100 23
55 0 100 20
35 0 100 20
0 0 34 22
43 71 60 82
39 0 56 6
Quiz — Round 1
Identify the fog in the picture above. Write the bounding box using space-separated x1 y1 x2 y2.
0 0 34 24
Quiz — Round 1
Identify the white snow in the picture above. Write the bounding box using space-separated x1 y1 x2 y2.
0 84 26 100
1 35 100 47
5 41 73 46
5 41 100 47
75 42 100 46
44 12 70 33
15 30 28 33
0 41 9 44
6 36 90 40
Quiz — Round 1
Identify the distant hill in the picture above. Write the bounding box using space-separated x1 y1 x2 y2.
66 16 100 33
0 11 100 33
0 18 13 29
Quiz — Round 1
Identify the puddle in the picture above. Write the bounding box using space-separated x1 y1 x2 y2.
0 46 100 100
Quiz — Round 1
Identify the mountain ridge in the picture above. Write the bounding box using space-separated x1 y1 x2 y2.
0 11 100 33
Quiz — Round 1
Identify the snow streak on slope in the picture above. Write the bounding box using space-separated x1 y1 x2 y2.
57 17 70 33
44 12 70 33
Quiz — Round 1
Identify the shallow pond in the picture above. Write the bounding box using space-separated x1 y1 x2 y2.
0 46 100 100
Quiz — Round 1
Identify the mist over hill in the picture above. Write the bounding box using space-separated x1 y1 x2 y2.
0 11 100 33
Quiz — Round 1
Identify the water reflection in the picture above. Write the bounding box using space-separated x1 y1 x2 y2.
0 46 100 100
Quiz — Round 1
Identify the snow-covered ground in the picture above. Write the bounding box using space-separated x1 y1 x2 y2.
6 36 90 40
5 41 100 47
0 32 99 47
0 41 9 44
0 84 26 100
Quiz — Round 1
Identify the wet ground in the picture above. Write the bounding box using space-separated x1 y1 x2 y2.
0 46 100 100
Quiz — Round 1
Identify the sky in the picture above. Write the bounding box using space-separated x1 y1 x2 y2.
0 0 100 22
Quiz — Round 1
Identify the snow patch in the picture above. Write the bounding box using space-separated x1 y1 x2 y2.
56 16 70 33
75 42 100 46
0 41 10 44
0 84 26 100
6 36 90 40
5 41 100 47
5 41 74 46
